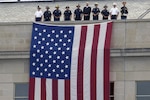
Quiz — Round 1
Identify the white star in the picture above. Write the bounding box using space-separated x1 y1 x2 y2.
69 30 72 33
36 58 39 62
62 51 65 55
40 54 43 58
66 47 70 50
52 30 55 33
41 46 44 49
32 62 35 66
36 67 39 71
40 63 43 67
46 42 49 46
42 38 45 41
45 51 48 54
48 64 51 67
55 43 58 46
38 41 41 44
43 29 46 32
58 47 61 50
53 60 56 63
51 38 54 42
66 56 69 59
50 47 53 50
40 72 43 76
39 33 42 36
34 36 37 40
33 45 36 48
35 28 38 31
49 55 52 58
44 68 47 72
53 51 57 55
32 53 36 57
64 34 67 38
63 43 66 46
56 34 59 38
61 60 64 64
56 74 59 77
60 30 63 33
68 39 71 42
37 49 40 53
32 72 35 75
65 65 68 68
65 74 68 77
57 56 60 59
45 59 48 63
61 69 64 73
59 39 62 42
56 65 60 68
48 73 51 76
52 69 55 72
47 34 51 37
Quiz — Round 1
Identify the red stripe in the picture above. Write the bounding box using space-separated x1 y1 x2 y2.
90 24 100 100
65 80 70 100
41 78 46 100
52 79 58 100
77 26 87 100
29 78 35 100
104 22 113 100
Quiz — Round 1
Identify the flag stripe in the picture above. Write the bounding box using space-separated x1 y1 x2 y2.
91 24 100 100
71 25 81 100
52 80 58 100
46 79 52 100
77 26 87 100
65 80 70 100
83 24 94 100
41 78 46 100
97 23 107 100
29 78 35 100
35 78 41 100
58 80 64 100
104 22 113 100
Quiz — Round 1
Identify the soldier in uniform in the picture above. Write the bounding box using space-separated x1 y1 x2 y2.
101 5 109 20
92 3 100 20
53 5 62 21
83 2 91 20
64 6 72 21
43 6 51 21
121 1 128 19
74 4 83 21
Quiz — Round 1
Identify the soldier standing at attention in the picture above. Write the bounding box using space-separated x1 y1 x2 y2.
64 6 72 21
101 5 109 20
83 2 91 20
53 5 62 21
35 6 43 22
121 1 128 19
92 2 100 20
74 4 83 21
43 6 51 21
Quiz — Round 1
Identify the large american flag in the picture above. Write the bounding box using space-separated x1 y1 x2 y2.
29 22 112 100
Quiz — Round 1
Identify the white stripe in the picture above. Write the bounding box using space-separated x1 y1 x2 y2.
46 79 52 100
97 23 107 100
71 25 82 100
83 24 94 100
35 78 41 100
58 80 64 100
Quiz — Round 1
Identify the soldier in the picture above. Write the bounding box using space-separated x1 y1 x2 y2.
53 5 62 21
83 2 91 20
121 1 128 19
92 2 100 20
43 6 51 21
74 4 83 21
64 6 72 21
35 6 43 22
101 5 109 20
110 3 119 20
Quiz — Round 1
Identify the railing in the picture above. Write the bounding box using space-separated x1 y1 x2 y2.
138 8 150 19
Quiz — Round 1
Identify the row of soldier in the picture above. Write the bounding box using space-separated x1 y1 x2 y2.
35 2 128 22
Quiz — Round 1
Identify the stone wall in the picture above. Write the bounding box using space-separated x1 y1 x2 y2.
0 20 150 100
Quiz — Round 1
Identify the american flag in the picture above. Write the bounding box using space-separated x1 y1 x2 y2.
29 22 112 100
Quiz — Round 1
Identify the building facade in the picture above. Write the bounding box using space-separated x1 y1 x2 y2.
0 20 150 100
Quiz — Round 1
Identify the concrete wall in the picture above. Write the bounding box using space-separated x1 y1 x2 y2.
0 19 150 100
